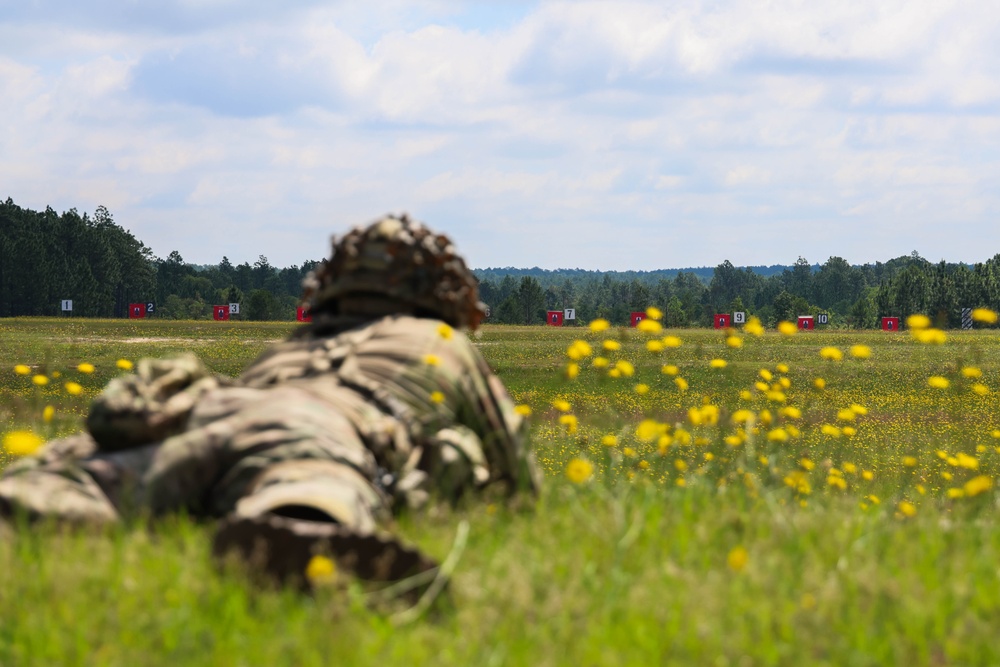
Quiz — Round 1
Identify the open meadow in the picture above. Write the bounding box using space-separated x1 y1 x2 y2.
3 317 1000 666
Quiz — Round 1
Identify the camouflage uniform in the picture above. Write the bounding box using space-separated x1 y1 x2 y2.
0 215 537 584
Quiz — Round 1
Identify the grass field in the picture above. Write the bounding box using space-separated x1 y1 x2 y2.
3 317 1000 666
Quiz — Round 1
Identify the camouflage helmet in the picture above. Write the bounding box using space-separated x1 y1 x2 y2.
302 214 486 329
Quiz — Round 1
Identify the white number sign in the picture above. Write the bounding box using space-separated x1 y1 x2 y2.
229 303 240 315
564 308 576 320
733 311 746 324
61 300 73 311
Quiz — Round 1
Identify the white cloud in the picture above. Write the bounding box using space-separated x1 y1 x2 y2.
2 1 1000 269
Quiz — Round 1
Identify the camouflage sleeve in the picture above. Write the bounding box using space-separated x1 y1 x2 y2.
345 318 538 496
87 353 232 451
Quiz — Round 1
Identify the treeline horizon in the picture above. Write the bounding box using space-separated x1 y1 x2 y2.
2 198 999 327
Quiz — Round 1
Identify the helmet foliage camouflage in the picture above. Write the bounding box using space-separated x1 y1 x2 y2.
303 214 486 329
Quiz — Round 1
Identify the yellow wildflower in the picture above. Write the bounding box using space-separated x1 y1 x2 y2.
42 405 54 422
636 419 662 442
767 428 789 443
602 435 618 447
566 340 593 360
849 404 868 416
862 470 874 481
914 328 947 344
646 340 664 353
779 406 801 419
777 321 797 336
430 391 445 404
32 375 49 386
423 354 441 367
902 456 917 467
602 339 621 352
646 306 663 320
964 475 993 497
437 323 454 339
589 318 611 332
827 475 847 490
758 369 773 382
744 317 764 337
842 426 856 437
662 336 682 348
709 359 727 369
14 364 31 375
776 363 789 373
842 462 857 474
552 399 572 412
623 447 637 458
739 390 753 400
77 363 95 374
305 555 337 585
754 381 769 392
566 458 594 484
971 308 998 324
972 383 990 396
3 430 44 457
813 377 826 390
634 383 650 395
615 360 635 376
819 347 843 361
559 414 578 434
727 546 748 573
514 404 532 417
955 453 979 470
565 363 580 380
836 409 856 423
726 336 743 349
116 359 134 371
674 377 689 391
849 344 871 359
65 381 83 396
906 314 930 330
766 390 787 403
661 364 679 375
927 376 950 389
636 318 663 333
897 501 917 517
799 457 815 471
593 357 610 368
731 409 755 425
962 366 982 378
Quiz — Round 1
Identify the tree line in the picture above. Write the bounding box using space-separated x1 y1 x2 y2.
0 199 317 320
477 253 1000 328
3 199 999 326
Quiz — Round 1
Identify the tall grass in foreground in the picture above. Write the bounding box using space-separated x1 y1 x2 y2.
2 317 1000 666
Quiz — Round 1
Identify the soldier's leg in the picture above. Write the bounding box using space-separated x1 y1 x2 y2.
212 458 438 586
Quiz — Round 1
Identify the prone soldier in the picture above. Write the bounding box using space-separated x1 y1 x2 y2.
0 214 539 585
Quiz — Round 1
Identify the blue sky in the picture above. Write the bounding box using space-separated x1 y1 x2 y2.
3 1 999 270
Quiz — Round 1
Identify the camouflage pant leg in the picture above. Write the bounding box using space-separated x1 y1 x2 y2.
142 385 383 518
230 457 389 533
0 434 158 524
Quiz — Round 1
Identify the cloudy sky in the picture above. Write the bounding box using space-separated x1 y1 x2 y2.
3 1 1000 270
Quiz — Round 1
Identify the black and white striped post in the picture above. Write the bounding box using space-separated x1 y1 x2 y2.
962 308 973 330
